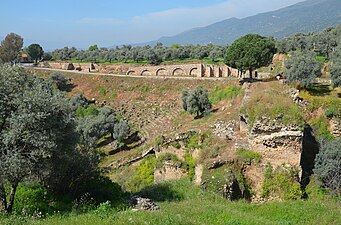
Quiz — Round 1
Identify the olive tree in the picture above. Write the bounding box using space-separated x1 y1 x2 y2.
76 105 130 147
48 72 69 91
0 65 77 212
284 52 322 88
314 138 341 196
182 87 212 118
330 63 341 88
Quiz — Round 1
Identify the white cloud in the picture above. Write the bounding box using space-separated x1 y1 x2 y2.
99 0 304 44
24 0 304 48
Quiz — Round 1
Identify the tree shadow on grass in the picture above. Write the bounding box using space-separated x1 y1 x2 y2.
136 183 184 202
306 84 332 96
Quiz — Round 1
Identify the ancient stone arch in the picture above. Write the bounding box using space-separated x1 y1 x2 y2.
172 68 186 76
141 70 152 76
206 66 213 77
127 70 136 75
189 67 198 77
156 68 167 76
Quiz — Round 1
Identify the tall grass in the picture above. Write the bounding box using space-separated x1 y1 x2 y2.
3 179 339 225
209 85 243 104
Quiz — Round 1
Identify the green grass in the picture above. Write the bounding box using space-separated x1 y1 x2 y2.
209 85 243 104
261 164 302 200
3 179 340 225
299 84 341 119
98 87 107 96
236 148 262 164
310 115 335 141
241 82 305 128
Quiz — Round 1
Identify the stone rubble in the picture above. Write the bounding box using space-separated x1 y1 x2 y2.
130 195 160 211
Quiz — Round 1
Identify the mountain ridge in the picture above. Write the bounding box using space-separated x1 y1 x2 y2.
141 0 341 46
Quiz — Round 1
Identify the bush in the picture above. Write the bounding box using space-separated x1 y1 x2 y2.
48 72 69 91
185 133 201 149
125 156 156 192
75 105 99 118
184 152 196 181
13 183 52 217
314 138 341 196
261 164 302 200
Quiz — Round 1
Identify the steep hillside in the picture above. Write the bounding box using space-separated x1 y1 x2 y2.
152 0 341 45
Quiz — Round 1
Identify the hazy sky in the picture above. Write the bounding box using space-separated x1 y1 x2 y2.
0 0 304 50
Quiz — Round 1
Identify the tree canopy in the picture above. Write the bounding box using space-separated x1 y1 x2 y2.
0 33 23 63
0 65 98 213
182 87 212 118
284 52 323 88
26 43 44 63
224 34 276 78
314 138 341 196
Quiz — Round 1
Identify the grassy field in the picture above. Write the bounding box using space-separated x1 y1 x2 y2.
1 179 339 225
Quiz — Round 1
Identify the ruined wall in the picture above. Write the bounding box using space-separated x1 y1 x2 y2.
40 62 239 78
127 64 237 78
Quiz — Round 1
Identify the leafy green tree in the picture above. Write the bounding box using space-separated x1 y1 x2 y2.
42 52 52 61
88 44 99 51
284 52 322 88
182 90 189 111
113 120 130 142
0 64 78 212
330 62 341 88
76 105 130 146
314 138 341 196
224 34 276 78
48 72 69 91
182 87 212 118
69 93 89 111
0 33 23 63
26 44 44 64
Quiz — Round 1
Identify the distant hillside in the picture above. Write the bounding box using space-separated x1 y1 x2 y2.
150 0 341 46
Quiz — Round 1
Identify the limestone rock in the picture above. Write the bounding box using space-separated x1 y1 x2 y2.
212 120 237 140
249 116 303 167
154 160 187 184
330 118 341 137
131 195 160 211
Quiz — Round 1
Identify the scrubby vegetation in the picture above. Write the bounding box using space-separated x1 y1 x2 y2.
209 85 243 104
241 82 305 127
236 148 262 164
1 22 341 225
261 164 302 200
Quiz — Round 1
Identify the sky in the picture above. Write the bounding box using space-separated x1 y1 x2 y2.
0 0 305 50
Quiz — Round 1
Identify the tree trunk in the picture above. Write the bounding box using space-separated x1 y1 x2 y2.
0 179 7 212
6 182 18 213
249 69 252 79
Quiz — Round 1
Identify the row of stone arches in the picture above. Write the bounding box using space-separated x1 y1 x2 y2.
126 67 199 77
